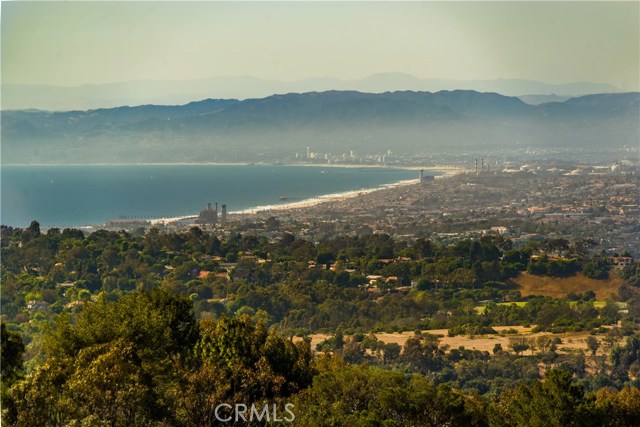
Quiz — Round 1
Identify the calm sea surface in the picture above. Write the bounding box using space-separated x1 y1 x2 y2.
1 165 428 228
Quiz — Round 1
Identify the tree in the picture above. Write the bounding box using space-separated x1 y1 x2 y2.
537 335 561 354
341 338 365 364
508 338 529 356
1 323 25 390
586 336 600 356
177 315 315 426
489 369 593 427
593 387 640 427
600 300 620 324
5 289 198 426
413 238 435 258
293 364 487 427
27 220 41 238
3 360 73 426
383 342 401 363
402 333 442 372
65 339 170 426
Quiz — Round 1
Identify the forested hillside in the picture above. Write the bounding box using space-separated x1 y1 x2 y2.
2 223 639 425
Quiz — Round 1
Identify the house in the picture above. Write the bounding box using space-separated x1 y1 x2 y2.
366 275 383 285
57 281 76 288
197 271 212 279
26 300 49 310
610 256 633 268
65 300 84 309
200 255 222 262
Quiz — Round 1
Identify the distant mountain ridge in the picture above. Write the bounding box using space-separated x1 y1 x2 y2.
1 73 621 111
2 90 638 164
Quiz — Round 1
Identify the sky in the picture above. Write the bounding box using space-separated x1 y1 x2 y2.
1 1 639 90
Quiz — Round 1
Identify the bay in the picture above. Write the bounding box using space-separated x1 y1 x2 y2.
1 164 429 228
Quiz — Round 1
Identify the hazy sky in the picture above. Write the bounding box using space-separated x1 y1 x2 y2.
2 1 639 90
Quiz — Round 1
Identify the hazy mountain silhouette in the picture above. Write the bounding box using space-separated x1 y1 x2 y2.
2 90 637 164
1 73 620 111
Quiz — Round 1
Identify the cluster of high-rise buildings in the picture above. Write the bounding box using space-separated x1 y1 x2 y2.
199 202 227 224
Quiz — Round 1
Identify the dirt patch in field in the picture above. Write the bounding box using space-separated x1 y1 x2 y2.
510 272 625 300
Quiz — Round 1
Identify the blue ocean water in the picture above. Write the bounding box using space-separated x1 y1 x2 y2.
1 165 428 228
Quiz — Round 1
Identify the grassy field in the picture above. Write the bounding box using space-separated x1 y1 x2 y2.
475 301 624 313
301 272 631 358
510 272 625 300
304 326 610 356
474 301 528 313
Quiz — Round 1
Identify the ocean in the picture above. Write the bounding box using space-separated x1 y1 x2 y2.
1 164 431 228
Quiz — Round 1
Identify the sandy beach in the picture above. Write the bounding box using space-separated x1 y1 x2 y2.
232 164 465 215
147 163 465 224
230 178 420 215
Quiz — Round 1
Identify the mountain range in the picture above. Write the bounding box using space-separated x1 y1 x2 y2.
2 90 638 164
1 73 621 111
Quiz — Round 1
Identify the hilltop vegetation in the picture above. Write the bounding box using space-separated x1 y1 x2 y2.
3 223 639 337
2 222 640 425
2 290 640 426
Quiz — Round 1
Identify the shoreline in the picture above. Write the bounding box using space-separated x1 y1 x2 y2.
229 178 421 215
2 161 466 175
152 166 464 224
5 163 464 228
228 165 462 215
279 162 464 172
148 178 424 225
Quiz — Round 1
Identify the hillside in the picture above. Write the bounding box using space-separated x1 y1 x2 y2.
2 90 638 164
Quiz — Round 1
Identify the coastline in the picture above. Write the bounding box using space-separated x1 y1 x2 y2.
230 178 421 215
279 162 463 172
148 178 423 225
152 165 464 224
4 163 464 228
2 161 465 175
